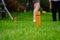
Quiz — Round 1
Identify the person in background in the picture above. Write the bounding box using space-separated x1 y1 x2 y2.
49 0 60 21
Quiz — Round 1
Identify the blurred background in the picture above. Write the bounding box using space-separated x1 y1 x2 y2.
0 0 49 12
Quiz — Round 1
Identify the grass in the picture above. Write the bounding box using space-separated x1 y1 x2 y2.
0 11 60 40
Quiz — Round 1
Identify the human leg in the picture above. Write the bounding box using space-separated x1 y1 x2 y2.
58 1 60 21
33 3 40 22
51 1 57 21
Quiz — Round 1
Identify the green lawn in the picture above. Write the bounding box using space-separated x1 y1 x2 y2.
0 11 60 40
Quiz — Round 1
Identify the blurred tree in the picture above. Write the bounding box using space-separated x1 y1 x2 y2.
17 0 34 11
4 0 25 12
40 0 49 12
